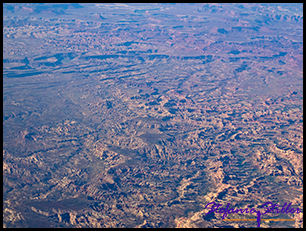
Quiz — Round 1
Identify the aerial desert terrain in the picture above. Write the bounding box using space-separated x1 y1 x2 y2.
3 3 303 228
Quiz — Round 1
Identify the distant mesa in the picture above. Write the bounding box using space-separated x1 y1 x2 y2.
232 26 242 32
229 50 241 55
4 71 44 78
118 41 137 47
273 52 287 57
217 28 228 34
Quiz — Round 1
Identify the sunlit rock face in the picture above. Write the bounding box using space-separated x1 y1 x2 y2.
3 3 303 228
